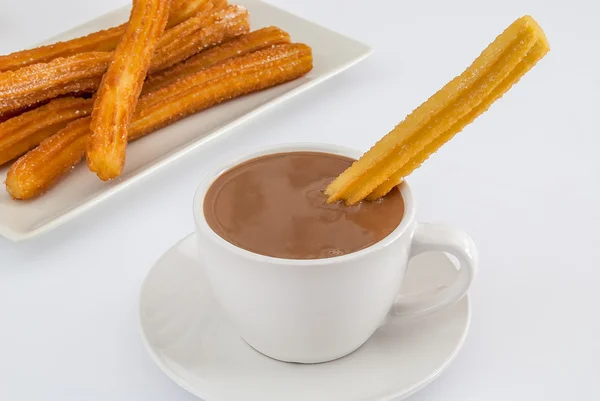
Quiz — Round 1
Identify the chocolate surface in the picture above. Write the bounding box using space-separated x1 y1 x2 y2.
204 151 404 259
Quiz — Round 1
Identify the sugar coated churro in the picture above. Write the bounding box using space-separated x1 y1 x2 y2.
143 26 290 94
0 52 108 115
6 43 313 200
325 15 549 205
0 97 93 166
131 43 311 139
168 0 212 27
148 4 249 73
5 117 91 201
0 23 263 165
0 4 250 117
0 0 211 72
86 0 172 180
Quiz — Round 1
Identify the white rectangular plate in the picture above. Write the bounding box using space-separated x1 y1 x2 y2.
0 0 371 242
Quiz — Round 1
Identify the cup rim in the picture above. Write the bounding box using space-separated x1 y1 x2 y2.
193 142 416 266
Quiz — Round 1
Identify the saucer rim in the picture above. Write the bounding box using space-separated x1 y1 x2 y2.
138 233 471 401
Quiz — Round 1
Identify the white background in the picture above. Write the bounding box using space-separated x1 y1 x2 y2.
1 0 599 400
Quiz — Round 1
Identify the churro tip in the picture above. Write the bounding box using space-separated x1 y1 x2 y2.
519 15 550 50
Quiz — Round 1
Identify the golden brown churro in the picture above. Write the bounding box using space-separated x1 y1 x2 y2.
148 4 250 73
86 0 172 180
0 0 211 72
212 0 229 9
0 97 93 166
0 52 109 114
366 36 550 201
168 0 212 27
0 23 267 164
0 5 250 117
131 43 312 139
0 103 48 123
6 44 313 199
143 26 290 94
325 16 550 205
6 117 91 200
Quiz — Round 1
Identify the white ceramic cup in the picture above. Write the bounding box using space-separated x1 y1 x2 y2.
193 143 477 364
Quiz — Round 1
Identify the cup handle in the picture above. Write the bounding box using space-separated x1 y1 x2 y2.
388 222 478 321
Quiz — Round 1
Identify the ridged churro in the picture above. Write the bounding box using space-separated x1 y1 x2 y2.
0 5 250 116
0 23 269 164
148 4 249 73
86 0 172 180
0 97 93 166
6 117 91 200
326 15 550 205
0 52 108 114
6 43 313 199
366 38 550 201
131 43 312 139
168 0 212 27
143 26 290 94
0 103 47 124
0 0 211 72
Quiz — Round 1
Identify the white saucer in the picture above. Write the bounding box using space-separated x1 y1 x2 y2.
138 234 471 401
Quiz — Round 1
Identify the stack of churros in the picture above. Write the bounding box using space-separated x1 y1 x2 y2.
0 0 313 199
325 15 549 205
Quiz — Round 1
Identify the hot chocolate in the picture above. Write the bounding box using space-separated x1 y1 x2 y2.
203 151 404 259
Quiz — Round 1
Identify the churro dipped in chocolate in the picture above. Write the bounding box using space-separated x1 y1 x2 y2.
326 16 549 205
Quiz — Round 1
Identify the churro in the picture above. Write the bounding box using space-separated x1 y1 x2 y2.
143 26 290 95
0 23 265 164
0 0 211 72
0 52 108 114
87 0 171 180
131 43 312 139
366 37 550 201
325 15 549 205
212 0 229 9
0 103 47 124
168 0 212 27
6 117 90 200
6 43 313 199
0 5 250 116
148 4 249 73
0 97 93 166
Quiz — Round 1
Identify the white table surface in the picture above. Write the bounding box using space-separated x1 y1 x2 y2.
1 0 599 400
